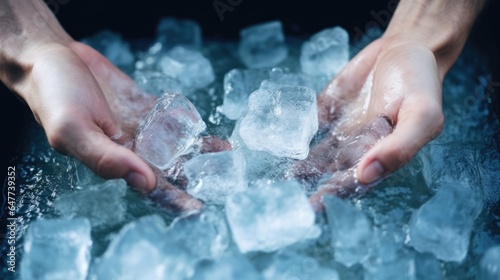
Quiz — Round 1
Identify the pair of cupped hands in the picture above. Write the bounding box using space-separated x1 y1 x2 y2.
28 37 444 212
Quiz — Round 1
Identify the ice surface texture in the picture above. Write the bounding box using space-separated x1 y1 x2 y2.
94 215 194 280
156 17 202 49
185 151 247 205
225 180 319 253
239 86 318 159
158 46 215 90
134 93 206 170
409 182 483 262
20 218 92 280
300 27 349 77
221 68 271 120
478 245 500 280
324 196 372 266
238 21 288 68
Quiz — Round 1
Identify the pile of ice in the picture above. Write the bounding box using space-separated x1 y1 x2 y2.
15 17 500 280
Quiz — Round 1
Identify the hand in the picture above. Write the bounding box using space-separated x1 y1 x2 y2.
295 37 444 211
19 41 157 191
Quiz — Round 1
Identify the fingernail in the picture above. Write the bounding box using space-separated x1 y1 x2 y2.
126 172 147 190
362 161 384 184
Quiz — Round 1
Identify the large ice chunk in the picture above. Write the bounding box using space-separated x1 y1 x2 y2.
225 180 320 253
134 93 206 170
158 46 215 90
263 251 339 280
409 182 483 262
20 218 92 280
324 196 372 266
239 86 318 159
185 151 247 205
133 70 184 96
94 215 194 280
81 30 134 69
300 27 349 77
221 68 271 120
156 17 202 49
54 179 127 228
478 245 500 280
238 21 288 68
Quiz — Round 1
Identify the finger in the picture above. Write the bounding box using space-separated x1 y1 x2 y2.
317 39 384 127
58 124 157 193
357 104 444 185
148 175 203 213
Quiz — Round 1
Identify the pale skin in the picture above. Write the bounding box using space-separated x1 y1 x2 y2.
0 0 485 211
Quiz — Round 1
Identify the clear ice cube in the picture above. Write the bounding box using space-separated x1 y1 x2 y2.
324 196 372 267
300 27 349 77
221 68 271 120
158 46 215 90
185 151 247 205
263 251 339 280
94 215 194 280
192 255 262 280
239 86 318 160
167 208 232 260
409 182 483 262
156 17 202 49
133 70 184 96
478 245 500 280
225 180 320 253
20 218 92 280
260 68 325 94
134 93 206 170
54 179 127 228
238 21 288 68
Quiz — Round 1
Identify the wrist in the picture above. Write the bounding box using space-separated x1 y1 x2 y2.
383 0 485 76
0 0 72 90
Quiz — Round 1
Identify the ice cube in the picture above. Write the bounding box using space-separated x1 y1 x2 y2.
260 68 325 94
20 218 92 280
230 122 292 183
324 196 372 267
225 180 320 253
184 151 247 205
478 245 500 280
156 17 202 49
94 215 194 280
133 70 184 96
167 208 232 260
158 46 215 90
300 27 349 77
238 21 288 68
192 255 262 280
239 86 318 160
221 68 271 120
54 179 127 228
134 93 206 170
263 251 339 280
409 182 483 262
81 30 134 69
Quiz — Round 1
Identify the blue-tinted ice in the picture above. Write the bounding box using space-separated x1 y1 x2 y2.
6 18 500 280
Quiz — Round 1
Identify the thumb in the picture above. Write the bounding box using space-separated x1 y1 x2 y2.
54 123 157 193
357 105 444 185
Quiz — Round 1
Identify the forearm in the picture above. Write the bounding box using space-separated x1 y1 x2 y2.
385 0 486 75
0 0 71 87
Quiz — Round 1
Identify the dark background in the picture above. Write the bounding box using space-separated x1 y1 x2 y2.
1 0 500 175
